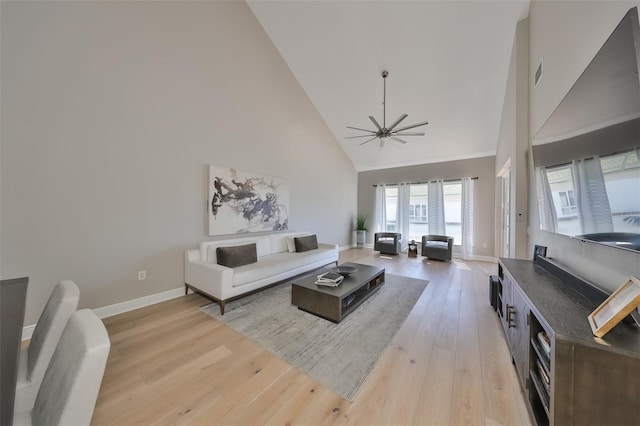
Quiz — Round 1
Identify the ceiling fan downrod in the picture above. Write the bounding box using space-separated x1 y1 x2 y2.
382 70 388 130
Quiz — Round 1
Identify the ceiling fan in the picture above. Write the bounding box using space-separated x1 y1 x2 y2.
346 70 428 147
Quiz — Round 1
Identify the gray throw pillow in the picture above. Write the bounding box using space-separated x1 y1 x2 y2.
216 243 257 268
294 235 318 252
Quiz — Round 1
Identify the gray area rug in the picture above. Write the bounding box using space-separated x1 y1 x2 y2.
200 272 428 401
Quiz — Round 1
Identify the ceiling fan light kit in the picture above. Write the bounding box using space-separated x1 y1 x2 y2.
346 70 428 147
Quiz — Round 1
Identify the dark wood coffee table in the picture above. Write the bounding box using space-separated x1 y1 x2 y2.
291 262 385 323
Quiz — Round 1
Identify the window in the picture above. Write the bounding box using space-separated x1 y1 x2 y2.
408 184 428 241
409 204 428 222
443 181 462 244
543 150 640 235
601 150 640 233
382 184 430 240
559 190 577 215
545 164 581 235
377 180 472 247
384 186 398 232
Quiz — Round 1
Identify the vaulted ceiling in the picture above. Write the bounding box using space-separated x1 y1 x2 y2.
248 1 530 171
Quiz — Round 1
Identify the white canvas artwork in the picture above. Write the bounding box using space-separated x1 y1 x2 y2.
208 166 289 236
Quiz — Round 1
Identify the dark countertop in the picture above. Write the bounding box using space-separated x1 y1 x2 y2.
499 258 640 358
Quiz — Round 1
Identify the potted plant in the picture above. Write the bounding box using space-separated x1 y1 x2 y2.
355 215 367 248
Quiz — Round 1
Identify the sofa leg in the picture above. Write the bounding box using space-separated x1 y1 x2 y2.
219 301 225 315
184 284 189 295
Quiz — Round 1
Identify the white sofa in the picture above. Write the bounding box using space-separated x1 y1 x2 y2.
184 232 338 314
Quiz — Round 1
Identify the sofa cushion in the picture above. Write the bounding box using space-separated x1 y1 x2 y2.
269 233 288 254
232 247 336 288
202 237 269 263
285 232 310 253
271 232 310 254
286 237 296 253
216 244 258 268
270 232 298 254
232 253 296 287
295 235 318 252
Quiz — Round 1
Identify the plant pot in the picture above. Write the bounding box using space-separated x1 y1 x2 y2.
356 230 366 248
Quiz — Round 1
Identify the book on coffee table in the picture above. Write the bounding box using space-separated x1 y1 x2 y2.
315 272 344 287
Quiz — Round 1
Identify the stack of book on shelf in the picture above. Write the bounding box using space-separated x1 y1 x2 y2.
535 331 551 396
536 359 550 393
537 331 551 357
315 271 344 287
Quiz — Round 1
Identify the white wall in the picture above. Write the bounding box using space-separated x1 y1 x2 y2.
495 18 529 259
526 0 640 292
1 1 357 324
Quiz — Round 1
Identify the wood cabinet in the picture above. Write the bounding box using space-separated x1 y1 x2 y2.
499 272 529 386
498 258 640 426
509 284 530 386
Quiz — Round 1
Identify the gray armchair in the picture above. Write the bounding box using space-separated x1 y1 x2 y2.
421 235 453 261
374 232 402 255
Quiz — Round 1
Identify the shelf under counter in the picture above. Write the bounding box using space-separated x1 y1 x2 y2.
530 336 550 373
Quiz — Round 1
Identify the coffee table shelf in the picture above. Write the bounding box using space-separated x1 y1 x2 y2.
291 263 385 323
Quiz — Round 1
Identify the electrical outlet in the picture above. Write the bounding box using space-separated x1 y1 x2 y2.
138 270 146 281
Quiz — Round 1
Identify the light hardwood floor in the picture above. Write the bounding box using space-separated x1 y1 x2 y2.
92 248 531 425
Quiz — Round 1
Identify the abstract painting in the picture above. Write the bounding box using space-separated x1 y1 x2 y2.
208 166 289 236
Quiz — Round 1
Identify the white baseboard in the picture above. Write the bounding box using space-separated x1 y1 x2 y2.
22 286 185 341
346 243 369 249
341 244 374 250
94 287 185 319
451 254 498 263
469 255 498 263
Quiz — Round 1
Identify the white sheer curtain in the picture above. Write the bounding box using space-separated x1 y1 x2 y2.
536 167 558 233
397 183 411 249
428 180 445 235
374 184 387 232
461 177 474 260
572 156 613 234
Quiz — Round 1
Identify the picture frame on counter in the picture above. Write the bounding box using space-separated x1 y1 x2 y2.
588 276 640 338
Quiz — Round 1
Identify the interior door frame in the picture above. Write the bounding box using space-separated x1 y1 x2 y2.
497 159 512 258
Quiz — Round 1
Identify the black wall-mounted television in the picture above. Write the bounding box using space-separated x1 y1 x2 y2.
532 7 640 253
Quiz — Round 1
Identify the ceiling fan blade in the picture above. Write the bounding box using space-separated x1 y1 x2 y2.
392 132 425 136
393 120 429 133
346 134 378 139
390 137 408 144
346 126 377 134
360 136 379 145
368 116 383 131
387 114 408 132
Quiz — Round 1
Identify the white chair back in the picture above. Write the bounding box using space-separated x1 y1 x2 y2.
14 309 110 426
14 280 80 414
25 280 80 385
